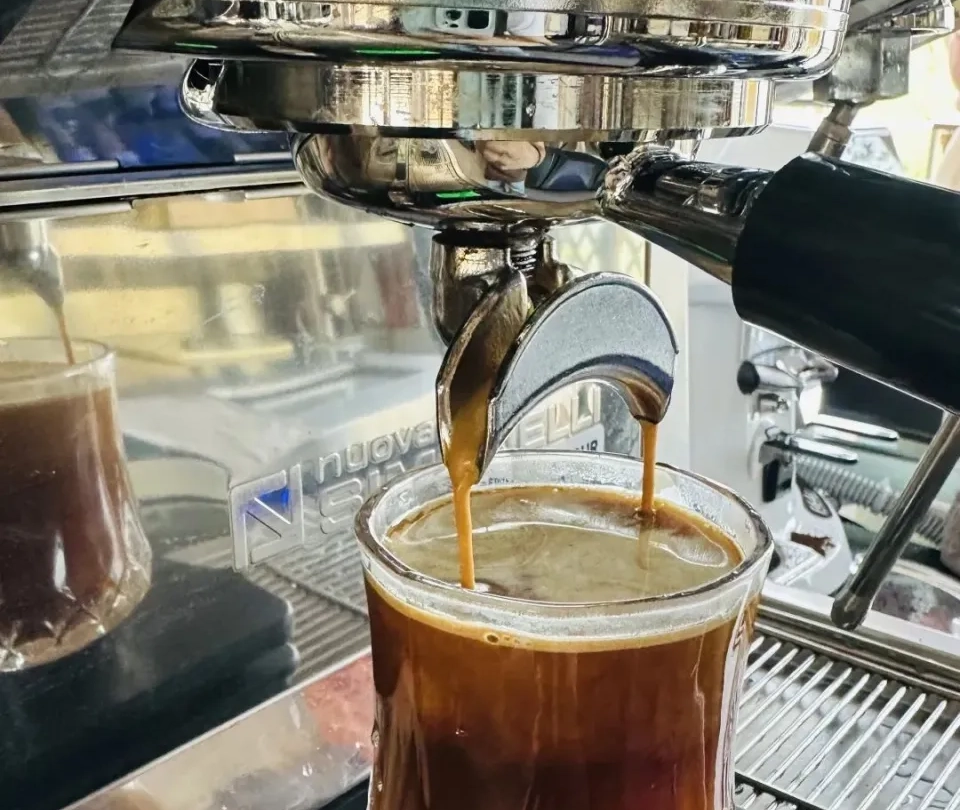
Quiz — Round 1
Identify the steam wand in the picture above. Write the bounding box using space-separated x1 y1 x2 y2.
832 414 960 628
803 99 960 629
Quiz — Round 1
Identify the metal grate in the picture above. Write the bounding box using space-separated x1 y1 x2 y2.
266 531 368 616
736 633 960 810
735 783 800 809
246 560 368 681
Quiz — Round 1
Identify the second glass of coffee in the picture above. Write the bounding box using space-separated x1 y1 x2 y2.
0 338 152 671
357 451 772 810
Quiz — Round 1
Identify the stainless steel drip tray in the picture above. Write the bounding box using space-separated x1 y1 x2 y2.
67 570 960 810
741 583 960 810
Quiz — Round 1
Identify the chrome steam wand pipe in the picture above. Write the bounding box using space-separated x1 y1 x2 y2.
807 96 954 631
832 414 960 629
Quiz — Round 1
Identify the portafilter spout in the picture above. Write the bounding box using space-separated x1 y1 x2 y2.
437 272 678 478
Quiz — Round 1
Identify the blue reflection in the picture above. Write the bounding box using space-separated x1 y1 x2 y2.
258 486 291 513
5 84 290 168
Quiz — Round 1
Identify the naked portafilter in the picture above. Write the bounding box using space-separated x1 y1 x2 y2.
116 0 959 629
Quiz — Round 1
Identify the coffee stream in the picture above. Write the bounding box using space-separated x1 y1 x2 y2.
445 389 487 590
54 305 76 366
444 398 660 589
641 421 657 514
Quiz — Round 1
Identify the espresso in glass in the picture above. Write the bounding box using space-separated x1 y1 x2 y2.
357 452 771 810
0 339 151 671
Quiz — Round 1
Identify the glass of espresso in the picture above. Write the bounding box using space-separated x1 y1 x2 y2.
356 451 772 810
0 338 151 671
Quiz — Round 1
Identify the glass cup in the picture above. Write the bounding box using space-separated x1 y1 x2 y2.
0 338 152 671
356 451 772 810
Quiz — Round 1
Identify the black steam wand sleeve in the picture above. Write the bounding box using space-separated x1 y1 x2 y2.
732 153 960 413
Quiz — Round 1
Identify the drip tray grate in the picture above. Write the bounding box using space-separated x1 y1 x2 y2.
245 557 368 681
736 783 803 810
736 633 960 810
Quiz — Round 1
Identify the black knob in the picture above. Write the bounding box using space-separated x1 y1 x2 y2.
736 360 799 395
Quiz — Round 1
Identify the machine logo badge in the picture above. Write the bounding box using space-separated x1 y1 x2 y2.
230 464 305 570
226 384 611 569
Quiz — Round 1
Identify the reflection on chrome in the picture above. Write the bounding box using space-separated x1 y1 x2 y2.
122 0 846 77
180 60 775 141
294 135 609 227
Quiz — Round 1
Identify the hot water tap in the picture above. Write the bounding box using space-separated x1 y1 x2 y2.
112 0 960 628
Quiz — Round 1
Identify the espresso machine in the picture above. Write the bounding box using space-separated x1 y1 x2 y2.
5 1 960 809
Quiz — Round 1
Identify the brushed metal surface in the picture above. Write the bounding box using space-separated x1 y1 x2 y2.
197 60 776 140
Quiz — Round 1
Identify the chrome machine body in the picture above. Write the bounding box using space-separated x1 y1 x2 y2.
3 1 960 810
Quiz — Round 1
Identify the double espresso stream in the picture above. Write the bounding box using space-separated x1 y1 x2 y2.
364 387 753 809
445 389 662 591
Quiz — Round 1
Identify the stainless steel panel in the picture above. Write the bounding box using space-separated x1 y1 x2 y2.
0 182 642 664
9 175 960 810
69 651 377 810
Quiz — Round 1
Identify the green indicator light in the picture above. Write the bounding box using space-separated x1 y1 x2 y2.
435 190 482 200
175 41 219 50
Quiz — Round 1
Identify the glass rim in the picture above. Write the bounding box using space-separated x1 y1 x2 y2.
355 449 773 613
0 337 114 386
